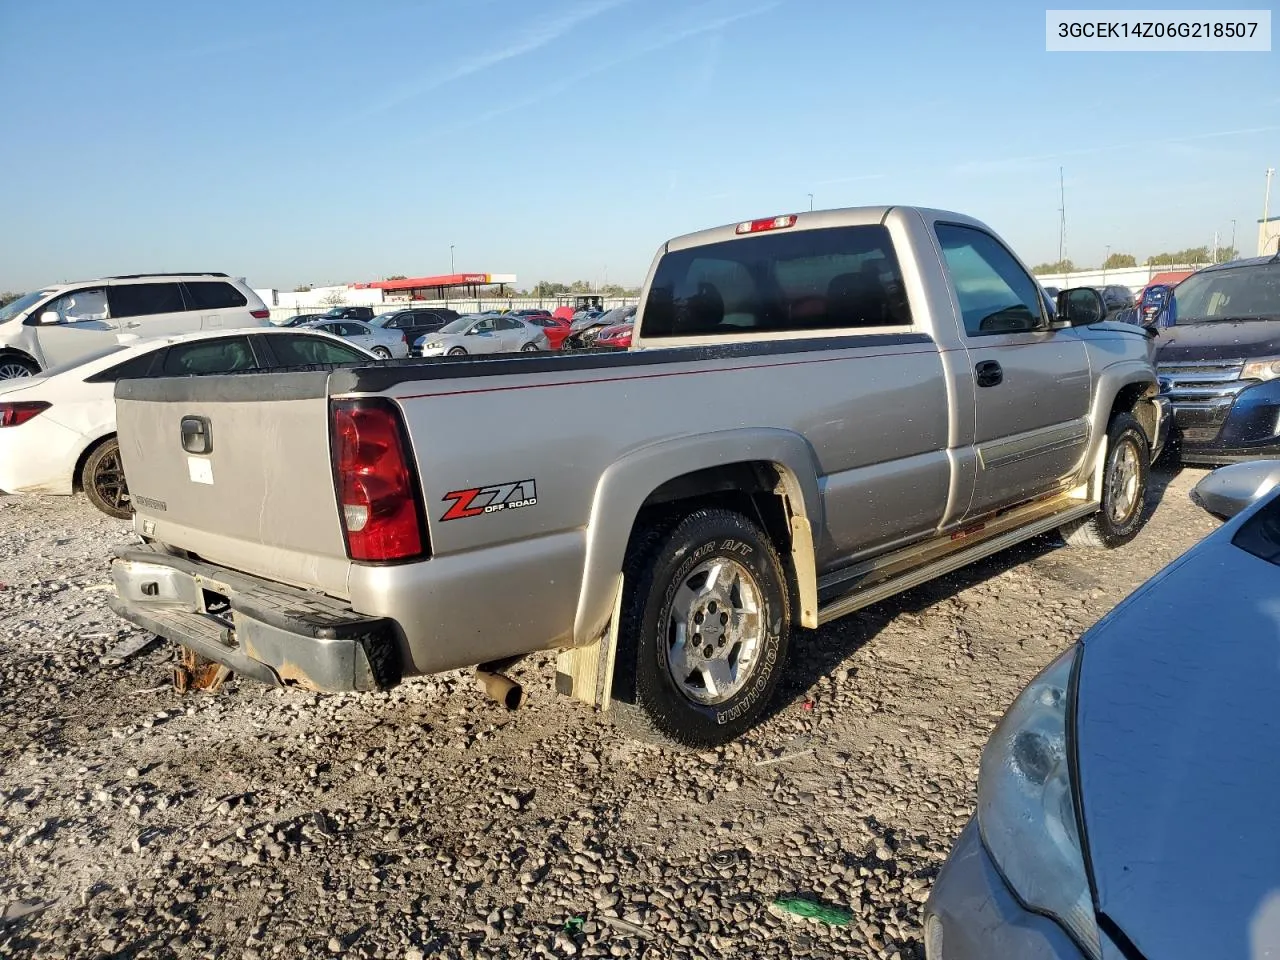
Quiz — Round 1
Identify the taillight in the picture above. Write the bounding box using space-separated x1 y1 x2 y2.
735 214 797 235
331 399 427 562
250 308 270 320
0 401 50 428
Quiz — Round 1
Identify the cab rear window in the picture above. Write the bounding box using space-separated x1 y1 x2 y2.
641 225 911 338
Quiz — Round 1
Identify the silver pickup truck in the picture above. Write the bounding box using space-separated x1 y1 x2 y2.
109 207 1168 746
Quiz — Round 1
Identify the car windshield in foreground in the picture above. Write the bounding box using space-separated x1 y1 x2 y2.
1232 491 1280 567
0 290 55 323
439 316 476 334
1173 263 1280 324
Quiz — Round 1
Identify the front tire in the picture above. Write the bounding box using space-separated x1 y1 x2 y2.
0 356 38 380
611 509 791 747
82 437 132 520
520 342 540 352
448 347 467 357
1060 411 1149 548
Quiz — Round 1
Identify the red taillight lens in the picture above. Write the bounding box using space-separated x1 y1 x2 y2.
0 401 50 428
250 308 271 320
735 214 797 235
331 399 426 562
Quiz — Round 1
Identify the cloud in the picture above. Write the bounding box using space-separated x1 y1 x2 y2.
951 124 1280 177
367 0 634 115
453 0 785 129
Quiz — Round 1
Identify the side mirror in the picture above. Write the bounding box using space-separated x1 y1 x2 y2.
1189 460 1280 521
39 311 62 325
1055 288 1106 326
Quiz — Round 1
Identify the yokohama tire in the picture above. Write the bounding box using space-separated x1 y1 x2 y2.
611 509 791 747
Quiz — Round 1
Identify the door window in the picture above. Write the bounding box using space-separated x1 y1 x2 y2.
342 322 369 336
42 288 110 323
109 283 186 319
161 337 256 375
266 334 368 366
935 224 1047 336
182 281 248 310
473 318 497 333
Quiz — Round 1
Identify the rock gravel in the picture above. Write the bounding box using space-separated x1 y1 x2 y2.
0 468 1219 958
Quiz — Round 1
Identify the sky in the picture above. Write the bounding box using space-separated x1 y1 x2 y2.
1 0 1277 292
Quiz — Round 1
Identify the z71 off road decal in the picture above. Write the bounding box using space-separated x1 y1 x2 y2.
440 480 538 521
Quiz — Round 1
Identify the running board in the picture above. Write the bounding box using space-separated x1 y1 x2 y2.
816 495 1098 626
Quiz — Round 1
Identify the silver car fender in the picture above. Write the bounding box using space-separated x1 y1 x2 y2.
572 427 824 647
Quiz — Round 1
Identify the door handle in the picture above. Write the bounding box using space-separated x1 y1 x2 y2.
975 360 1003 388
125 321 142 329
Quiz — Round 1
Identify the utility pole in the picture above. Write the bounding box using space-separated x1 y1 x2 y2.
807 193 814 212
1212 231 1219 264
1265 168 1276 254
1057 167 1066 267
1231 219 1237 259
450 244 456 275
1103 245 1110 282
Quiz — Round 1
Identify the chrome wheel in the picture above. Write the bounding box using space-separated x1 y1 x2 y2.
1107 437 1141 525
665 557 764 705
372 346 392 359
0 361 34 380
92 448 130 513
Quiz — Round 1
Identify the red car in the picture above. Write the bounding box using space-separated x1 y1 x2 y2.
528 315 574 350
593 321 633 349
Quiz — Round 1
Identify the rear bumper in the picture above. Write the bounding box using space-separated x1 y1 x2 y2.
108 546 402 692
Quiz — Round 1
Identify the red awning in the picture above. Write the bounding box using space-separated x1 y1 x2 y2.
352 273 496 291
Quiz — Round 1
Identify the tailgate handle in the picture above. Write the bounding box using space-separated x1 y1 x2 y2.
180 416 213 455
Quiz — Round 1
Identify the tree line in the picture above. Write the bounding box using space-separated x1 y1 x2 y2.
1033 245 1238 274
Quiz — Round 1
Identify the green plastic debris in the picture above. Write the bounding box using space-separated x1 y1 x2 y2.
771 897 853 927
563 916 585 934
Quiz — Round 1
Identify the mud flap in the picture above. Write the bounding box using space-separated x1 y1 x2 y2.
555 573 623 710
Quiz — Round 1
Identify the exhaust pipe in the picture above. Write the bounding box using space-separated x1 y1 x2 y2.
476 669 525 710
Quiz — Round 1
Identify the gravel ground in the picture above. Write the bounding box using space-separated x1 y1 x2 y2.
0 467 1219 960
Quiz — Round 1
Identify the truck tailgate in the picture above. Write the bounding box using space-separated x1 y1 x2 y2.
115 372 352 598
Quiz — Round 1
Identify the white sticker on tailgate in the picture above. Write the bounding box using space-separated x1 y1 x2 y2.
187 457 214 485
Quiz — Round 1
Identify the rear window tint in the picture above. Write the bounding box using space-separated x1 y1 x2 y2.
183 281 248 311
85 350 158 383
161 337 255 375
642 225 911 338
109 283 185 318
268 334 368 366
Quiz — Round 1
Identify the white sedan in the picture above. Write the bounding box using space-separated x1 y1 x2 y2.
415 314 549 357
0 327 374 518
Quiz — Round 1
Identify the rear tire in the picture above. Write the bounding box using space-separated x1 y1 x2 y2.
371 346 392 359
610 509 791 747
82 437 132 520
0 356 38 380
1060 411 1149 548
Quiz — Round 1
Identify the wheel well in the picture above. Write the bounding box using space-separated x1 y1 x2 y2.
632 461 807 623
72 434 116 493
1111 381 1157 445
0 349 40 371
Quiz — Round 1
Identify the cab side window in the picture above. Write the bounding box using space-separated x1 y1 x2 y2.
42 288 111 324
935 224 1047 336
109 283 186 319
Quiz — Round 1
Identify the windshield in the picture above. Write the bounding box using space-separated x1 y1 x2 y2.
323 307 348 318
439 316 477 334
1173 264 1280 324
370 313 398 327
0 290 55 324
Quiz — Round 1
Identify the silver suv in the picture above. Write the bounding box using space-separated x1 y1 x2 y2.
0 273 270 379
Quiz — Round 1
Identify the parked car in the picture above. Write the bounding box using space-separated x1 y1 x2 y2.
282 313 328 328
0 328 373 518
1099 284 1135 314
108 206 1165 749
523 314 574 350
1154 255 1280 464
593 322 634 349
509 309 554 321
370 306 460 346
413 313 549 356
303 319 410 359
1136 282 1172 326
0 273 270 381
563 305 636 349
1043 286 1061 299
552 306 577 322
319 305 377 322
924 459 1280 960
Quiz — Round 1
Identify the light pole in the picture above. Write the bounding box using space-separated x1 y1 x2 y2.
1231 219 1237 259
450 244 456 275
1103 244 1110 282
1265 168 1276 254
807 193 813 212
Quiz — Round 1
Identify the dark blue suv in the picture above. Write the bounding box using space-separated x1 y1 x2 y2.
1155 255 1280 463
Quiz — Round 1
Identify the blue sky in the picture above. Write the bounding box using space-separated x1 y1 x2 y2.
1 0 1277 291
